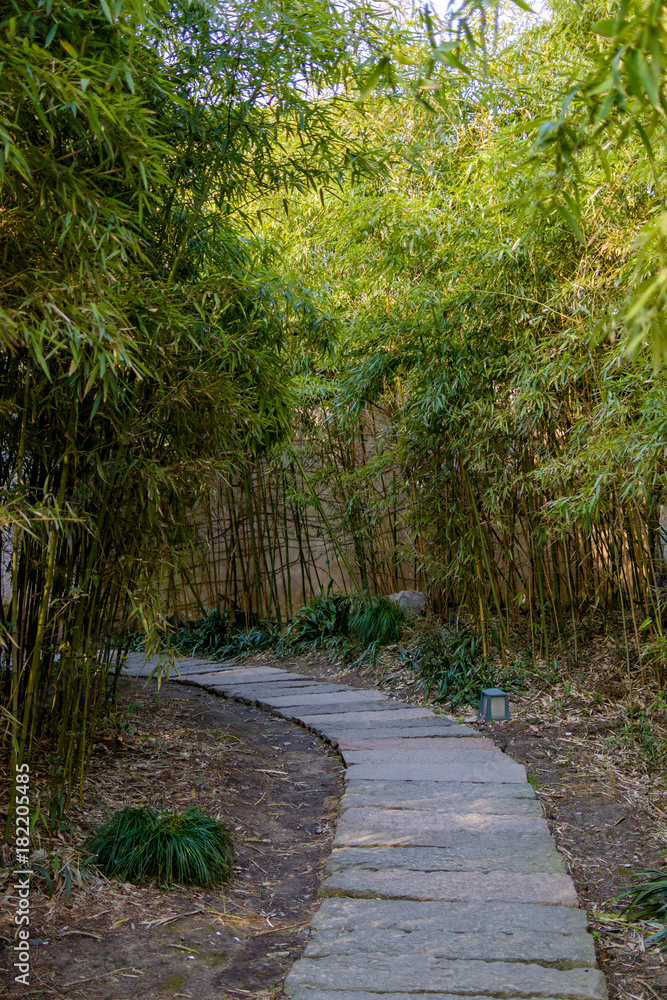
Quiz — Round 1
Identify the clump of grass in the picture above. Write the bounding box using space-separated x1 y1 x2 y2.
170 607 232 658
349 596 405 647
276 591 352 656
400 616 524 710
618 869 667 949
161 608 278 661
26 848 102 900
87 806 235 887
147 590 407 666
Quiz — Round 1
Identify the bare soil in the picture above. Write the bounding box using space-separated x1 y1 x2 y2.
0 678 344 999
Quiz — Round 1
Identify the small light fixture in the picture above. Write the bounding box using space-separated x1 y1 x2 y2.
479 687 510 722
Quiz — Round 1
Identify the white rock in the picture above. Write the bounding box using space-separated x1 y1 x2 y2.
386 590 427 613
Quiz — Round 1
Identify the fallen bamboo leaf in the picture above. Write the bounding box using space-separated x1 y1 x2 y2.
140 908 205 929
60 929 103 940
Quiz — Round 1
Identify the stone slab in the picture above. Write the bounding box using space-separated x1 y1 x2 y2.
320 869 579 905
285 956 606 1000
315 716 458 733
305 925 594 969
344 745 526 783
325 843 566 875
340 780 541 815
334 725 482 743
340 739 526 783
216 681 353 700
288 994 601 1000
122 654 225 677
265 690 393 708
337 732 481 747
175 667 308 685
299 708 436 728
333 807 548 847
311 897 589 934
306 899 596 967
343 735 496 753
302 931 595 969
278 700 417 721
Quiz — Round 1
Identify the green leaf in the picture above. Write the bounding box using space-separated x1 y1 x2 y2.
635 49 660 108
60 39 78 58
592 19 618 38
554 201 586 244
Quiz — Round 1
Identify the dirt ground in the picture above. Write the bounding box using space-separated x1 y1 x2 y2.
0 678 344 999
269 650 667 1000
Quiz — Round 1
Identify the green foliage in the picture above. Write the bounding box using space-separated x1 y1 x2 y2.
276 591 352 655
606 710 667 766
348 596 405 646
250 0 667 687
9 0 667 823
400 618 524 710
618 868 667 949
166 591 406 663
2 0 448 817
30 848 100 901
87 806 235 887
169 610 234 659
166 609 278 660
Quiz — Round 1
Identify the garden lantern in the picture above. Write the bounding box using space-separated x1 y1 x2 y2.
479 687 510 722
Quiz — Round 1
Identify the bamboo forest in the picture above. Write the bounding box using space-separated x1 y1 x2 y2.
4 1 667 997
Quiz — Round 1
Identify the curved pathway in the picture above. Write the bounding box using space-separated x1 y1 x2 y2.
123 654 607 1000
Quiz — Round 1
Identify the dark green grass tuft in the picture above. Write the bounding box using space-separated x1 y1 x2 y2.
618 868 667 948
349 596 405 647
168 608 278 660
276 591 352 655
87 805 235 887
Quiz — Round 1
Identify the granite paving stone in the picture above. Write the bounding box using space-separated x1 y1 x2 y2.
174 666 309 685
325 842 566 875
343 744 527 783
260 690 394 708
310 897 588 935
298 708 435 727
305 899 596 967
122 654 225 677
211 681 353 700
334 725 482 742
340 779 542 814
316 716 461 732
278 699 419 720
284 955 606 999
320 869 579 905
288 994 596 1000
333 806 549 847
288 994 598 1000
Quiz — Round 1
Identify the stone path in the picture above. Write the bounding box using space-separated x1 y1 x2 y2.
123 653 607 1000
